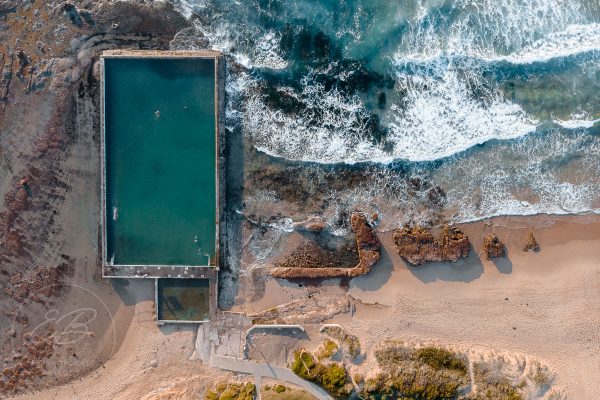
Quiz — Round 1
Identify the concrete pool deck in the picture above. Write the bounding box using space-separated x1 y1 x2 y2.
99 50 225 323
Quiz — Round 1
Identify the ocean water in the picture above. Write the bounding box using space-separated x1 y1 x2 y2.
170 0 600 223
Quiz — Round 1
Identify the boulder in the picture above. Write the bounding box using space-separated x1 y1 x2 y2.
483 234 504 259
522 232 540 252
292 216 326 232
393 225 470 266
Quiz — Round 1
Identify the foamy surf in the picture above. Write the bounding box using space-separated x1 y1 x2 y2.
168 0 600 222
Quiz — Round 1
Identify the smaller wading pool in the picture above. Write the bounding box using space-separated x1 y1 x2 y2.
156 278 210 322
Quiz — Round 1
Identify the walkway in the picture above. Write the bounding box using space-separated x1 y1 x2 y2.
209 355 333 400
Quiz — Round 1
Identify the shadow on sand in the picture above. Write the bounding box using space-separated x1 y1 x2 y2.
110 278 154 306
492 249 513 274
408 251 484 283
350 245 394 291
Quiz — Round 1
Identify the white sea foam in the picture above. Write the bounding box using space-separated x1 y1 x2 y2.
554 113 600 129
498 24 600 64
245 77 391 164
386 68 537 162
399 0 598 61
190 20 287 70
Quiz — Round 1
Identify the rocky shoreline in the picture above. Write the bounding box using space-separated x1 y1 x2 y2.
270 212 381 279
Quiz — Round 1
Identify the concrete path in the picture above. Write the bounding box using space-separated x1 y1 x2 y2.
210 355 333 400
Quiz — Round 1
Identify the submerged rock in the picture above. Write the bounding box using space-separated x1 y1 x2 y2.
270 212 381 279
522 232 540 252
393 225 470 266
292 216 326 232
483 234 505 259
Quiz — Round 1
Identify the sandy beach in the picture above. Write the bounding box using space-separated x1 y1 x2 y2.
238 214 600 399
2 1 600 399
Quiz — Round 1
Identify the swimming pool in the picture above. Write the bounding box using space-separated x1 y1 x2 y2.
101 53 219 267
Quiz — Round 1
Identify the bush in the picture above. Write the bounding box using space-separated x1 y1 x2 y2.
321 326 361 358
291 350 317 380
273 384 286 393
291 349 349 399
416 347 467 374
317 339 339 360
318 363 348 398
204 382 256 400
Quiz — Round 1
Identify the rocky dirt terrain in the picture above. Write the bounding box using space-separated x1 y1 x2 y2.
0 0 191 395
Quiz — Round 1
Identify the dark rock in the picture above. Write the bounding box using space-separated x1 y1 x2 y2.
483 233 504 259
393 225 470 266
271 212 381 279
522 232 540 252
427 186 446 207
377 92 386 109
62 3 83 28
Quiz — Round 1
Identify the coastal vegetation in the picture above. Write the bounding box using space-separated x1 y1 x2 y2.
316 339 339 360
262 383 318 400
205 381 255 400
360 342 469 400
320 325 361 359
291 349 350 399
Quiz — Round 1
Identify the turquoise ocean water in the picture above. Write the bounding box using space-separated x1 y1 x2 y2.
169 0 600 223
104 57 216 265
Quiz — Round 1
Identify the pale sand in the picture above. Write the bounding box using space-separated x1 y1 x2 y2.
11 280 225 400
346 215 600 399
240 214 600 399
9 215 599 399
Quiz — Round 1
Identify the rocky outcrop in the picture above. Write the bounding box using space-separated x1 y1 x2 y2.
270 212 381 279
483 234 505 259
3 262 72 303
522 232 540 252
292 216 326 232
393 225 470 266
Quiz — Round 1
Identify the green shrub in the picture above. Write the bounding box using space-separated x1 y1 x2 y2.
291 350 317 380
273 384 286 393
204 382 256 400
321 326 361 358
291 349 349 399
416 347 467 373
317 339 339 360
318 363 348 398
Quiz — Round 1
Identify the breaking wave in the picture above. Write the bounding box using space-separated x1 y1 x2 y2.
168 0 600 221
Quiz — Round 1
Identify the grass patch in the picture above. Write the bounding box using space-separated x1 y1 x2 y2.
416 347 468 373
316 339 339 360
291 349 350 399
362 342 470 400
273 384 286 393
472 362 524 400
205 382 255 400
320 326 361 358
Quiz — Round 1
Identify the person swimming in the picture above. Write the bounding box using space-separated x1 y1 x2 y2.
154 110 160 118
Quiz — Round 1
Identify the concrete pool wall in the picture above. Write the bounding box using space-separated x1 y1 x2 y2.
100 50 224 277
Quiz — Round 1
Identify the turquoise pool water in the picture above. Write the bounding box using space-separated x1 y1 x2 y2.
103 57 217 266
157 279 210 321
